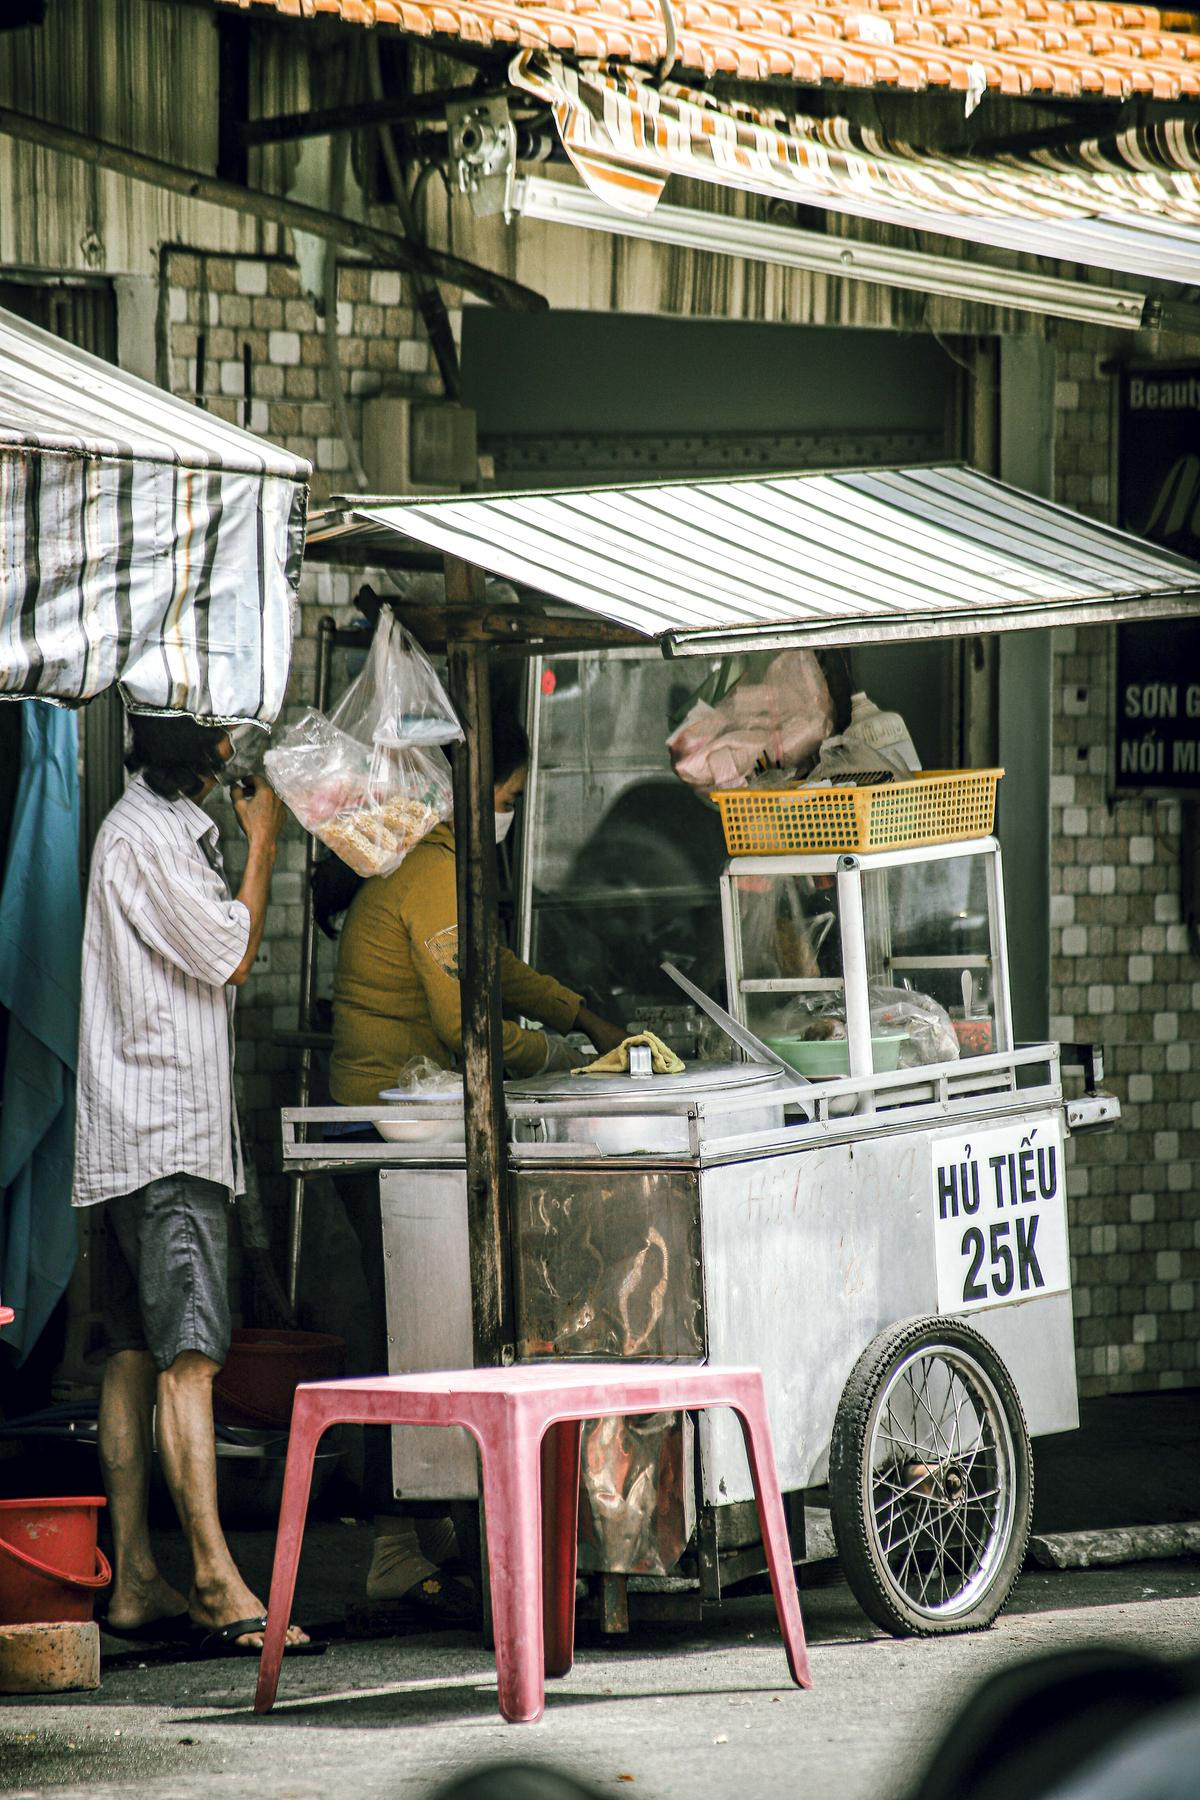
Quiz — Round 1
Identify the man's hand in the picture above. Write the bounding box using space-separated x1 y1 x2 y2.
227 780 284 986
575 1006 627 1057
232 777 286 845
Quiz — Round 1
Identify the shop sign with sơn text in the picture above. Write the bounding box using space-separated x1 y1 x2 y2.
1115 366 1200 794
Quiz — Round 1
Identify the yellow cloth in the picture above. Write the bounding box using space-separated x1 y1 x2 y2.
574 1031 685 1076
330 822 583 1104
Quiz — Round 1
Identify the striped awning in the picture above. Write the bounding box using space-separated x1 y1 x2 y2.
512 55 1200 286
324 464 1200 653
0 307 310 724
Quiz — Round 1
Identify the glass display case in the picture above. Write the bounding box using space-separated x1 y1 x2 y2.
517 647 730 1024
721 839 1013 1088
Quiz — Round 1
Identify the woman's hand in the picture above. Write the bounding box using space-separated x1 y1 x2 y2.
575 1006 627 1056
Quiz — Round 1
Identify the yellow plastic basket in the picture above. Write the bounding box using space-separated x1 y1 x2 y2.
711 769 1004 857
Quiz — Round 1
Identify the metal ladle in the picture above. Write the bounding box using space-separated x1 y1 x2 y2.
661 960 813 1117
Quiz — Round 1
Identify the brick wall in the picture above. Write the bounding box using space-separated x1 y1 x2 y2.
161 248 452 1243
1049 322 1200 1395
161 248 452 502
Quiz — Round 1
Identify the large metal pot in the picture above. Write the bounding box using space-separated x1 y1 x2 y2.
507 1060 785 1154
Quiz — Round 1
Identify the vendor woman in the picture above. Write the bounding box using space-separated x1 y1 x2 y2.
329 708 623 1099
317 705 624 1617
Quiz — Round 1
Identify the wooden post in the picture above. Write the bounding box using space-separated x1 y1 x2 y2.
445 557 512 1368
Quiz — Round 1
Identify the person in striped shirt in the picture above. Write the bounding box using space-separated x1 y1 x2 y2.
74 715 314 1657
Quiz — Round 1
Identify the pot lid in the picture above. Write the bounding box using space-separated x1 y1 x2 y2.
507 1058 783 1104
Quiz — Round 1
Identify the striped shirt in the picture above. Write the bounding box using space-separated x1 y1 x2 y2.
73 774 250 1208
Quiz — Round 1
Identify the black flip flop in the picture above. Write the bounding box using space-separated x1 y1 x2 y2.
397 1575 480 1629
191 1615 327 1659
99 1611 197 1644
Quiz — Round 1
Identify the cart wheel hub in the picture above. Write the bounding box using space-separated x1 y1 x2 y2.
941 1464 967 1505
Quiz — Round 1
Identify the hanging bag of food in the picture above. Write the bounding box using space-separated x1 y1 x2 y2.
265 610 463 879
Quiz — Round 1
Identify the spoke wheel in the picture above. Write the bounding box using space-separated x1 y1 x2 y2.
829 1316 1032 1636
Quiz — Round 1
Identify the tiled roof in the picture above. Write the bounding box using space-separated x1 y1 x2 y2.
219 0 1200 102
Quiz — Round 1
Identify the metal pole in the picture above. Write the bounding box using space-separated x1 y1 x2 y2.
286 615 337 1311
0 104 545 315
837 854 875 1114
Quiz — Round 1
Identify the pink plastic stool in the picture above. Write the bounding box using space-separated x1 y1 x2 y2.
254 1363 812 1723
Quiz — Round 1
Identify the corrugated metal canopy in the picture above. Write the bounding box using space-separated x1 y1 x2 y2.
333 464 1200 653
0 306 310 722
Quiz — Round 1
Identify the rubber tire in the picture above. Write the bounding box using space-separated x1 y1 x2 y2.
829 1314 1033 1637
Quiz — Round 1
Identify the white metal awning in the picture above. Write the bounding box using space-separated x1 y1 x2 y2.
0 306 311 722
324 464 1200 654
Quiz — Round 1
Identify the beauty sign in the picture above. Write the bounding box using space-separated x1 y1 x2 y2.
931 1117 1070 1315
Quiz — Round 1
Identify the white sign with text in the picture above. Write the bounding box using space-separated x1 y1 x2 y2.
931 1117 1070 1314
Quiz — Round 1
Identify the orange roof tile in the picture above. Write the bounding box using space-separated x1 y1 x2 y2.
216 0 1200 100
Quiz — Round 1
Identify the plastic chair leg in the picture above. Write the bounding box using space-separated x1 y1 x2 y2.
541 1418 582 1680
733 1390 813 1691
254 1397 326 1713
479 1412 550 1724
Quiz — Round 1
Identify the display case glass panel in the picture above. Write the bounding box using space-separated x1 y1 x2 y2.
728 871 845 1048
519 649 730 1026
862 852 1004 1060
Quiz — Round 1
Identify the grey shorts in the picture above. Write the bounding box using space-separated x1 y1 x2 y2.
102 1174 232 1372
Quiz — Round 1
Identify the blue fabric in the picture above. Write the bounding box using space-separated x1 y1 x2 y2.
0 701 83 1365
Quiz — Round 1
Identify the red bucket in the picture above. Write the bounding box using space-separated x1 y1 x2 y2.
0 1497 111 1625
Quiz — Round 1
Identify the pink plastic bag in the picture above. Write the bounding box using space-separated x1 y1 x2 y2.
667 651 835 792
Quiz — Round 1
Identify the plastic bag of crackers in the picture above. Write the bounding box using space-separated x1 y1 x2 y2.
265 608 461 879
266 710 454 879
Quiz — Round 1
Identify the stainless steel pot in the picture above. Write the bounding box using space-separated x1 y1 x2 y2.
507 1060 785 1154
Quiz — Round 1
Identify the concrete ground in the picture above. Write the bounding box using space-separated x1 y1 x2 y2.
2 1544 1199 1800
2 1392 1199 1799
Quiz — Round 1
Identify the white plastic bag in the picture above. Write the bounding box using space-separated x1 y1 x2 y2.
870 985 960 1067
388 1055 463 1096
667 651 834 792
332 610 463 748
265 708 453 879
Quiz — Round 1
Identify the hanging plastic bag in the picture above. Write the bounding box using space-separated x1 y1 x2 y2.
265 709 453 879
870 984 960 1068
265 610 461 878
666 650 834 792
331 609 463 748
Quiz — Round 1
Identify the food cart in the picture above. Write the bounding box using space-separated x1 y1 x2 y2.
281 462 1196 1636
283 763 1118 1636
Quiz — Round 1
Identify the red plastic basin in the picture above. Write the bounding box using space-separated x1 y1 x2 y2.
213 1328 346 1429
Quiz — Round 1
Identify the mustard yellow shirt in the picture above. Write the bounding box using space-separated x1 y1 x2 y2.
330 822 583 1104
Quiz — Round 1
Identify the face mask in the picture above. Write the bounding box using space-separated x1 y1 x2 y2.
494 810 515 844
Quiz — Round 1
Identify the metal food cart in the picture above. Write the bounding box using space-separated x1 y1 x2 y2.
280 464 1191 1637
284 801 1118 1636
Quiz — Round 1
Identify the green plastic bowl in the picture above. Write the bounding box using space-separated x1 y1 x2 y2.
765 1031 908 1077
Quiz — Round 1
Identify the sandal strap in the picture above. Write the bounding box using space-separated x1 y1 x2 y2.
208 1615 268 1645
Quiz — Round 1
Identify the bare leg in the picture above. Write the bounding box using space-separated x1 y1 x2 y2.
98 1349 187 1630
156 1351 306 1648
